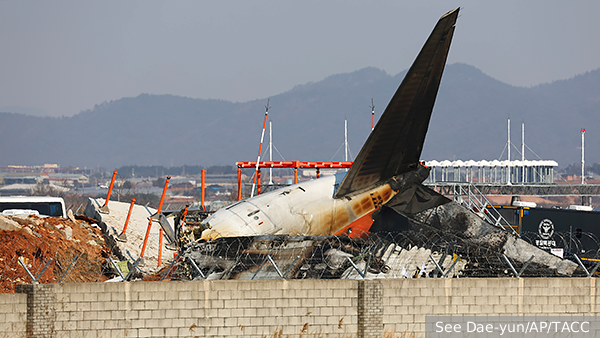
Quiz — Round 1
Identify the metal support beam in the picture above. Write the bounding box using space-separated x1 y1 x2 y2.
187 257 205 280
59 254 81 283
345 256 365 278
502 254 518 277
574 254 590 277
18 257 53 284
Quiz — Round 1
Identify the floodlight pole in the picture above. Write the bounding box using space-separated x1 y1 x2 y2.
345 119 349 172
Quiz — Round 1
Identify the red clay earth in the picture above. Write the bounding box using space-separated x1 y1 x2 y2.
0 215 111 293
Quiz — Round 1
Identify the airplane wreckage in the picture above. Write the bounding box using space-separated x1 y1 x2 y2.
146 8 581 281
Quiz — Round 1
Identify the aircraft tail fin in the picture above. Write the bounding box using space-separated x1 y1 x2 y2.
335 8 458 198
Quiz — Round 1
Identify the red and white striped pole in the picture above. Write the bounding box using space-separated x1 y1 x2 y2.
251 100 270 197
370 98 375 132
237 167 242 201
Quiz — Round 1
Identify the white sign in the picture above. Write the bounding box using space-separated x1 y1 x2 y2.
551 248 564 258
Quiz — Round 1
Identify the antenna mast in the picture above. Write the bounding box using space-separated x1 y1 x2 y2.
345 118 349 171
370 98 375 131
251 99 270 197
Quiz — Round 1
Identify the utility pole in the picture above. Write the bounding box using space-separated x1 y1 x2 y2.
507 118 511 185
581 128 586 185
521 121 525 183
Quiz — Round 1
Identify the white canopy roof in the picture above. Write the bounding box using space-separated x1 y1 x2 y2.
424 160 558 167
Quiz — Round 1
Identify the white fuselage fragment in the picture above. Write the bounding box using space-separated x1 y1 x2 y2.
201 173 394 241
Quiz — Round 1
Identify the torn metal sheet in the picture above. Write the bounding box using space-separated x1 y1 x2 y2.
174 226 582 281
181 236 379 280
408 201 579 276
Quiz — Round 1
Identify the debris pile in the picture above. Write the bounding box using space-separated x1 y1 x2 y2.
173 233 472 281
0 213 110 293
171 220 581 282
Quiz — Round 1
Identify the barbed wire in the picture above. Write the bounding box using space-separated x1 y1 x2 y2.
5 229 599 292
168 226 596 281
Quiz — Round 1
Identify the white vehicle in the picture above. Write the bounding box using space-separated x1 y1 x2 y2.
0 196 67 218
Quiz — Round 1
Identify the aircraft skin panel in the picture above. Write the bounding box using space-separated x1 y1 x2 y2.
202 175 338 240
198 207 251 238
334 210 376 238
334 8 458 198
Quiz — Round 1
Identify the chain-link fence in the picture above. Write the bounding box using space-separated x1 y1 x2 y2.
166 223 596 281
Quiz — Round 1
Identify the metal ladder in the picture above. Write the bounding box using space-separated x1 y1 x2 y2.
452 184 518 236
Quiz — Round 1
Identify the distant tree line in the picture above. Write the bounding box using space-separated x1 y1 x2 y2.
560 162 600 176
114 165 236 178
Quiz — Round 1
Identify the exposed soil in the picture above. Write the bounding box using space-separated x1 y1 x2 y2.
0 215 111 293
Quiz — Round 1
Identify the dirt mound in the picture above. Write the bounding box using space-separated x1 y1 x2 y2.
0 215 111 293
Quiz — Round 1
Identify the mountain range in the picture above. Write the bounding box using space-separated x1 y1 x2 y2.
1 63 599 171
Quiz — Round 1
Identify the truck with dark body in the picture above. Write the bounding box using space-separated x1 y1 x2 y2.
492 204 600 263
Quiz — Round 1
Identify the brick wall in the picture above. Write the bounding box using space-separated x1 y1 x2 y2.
0 292 27 337
380 278 600 335
50 279 358 338
6 277 600 338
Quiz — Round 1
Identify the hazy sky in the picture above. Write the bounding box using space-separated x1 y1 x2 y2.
1 1 599 117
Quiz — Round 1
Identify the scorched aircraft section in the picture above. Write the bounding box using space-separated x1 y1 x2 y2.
200 8 461 241
192 7 579 276
201 172 395 240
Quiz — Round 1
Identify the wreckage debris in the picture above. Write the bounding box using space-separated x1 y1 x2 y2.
0 192 592 293
171 221 585 282
0 9 589 291
83 197 177 275
408 201 579 276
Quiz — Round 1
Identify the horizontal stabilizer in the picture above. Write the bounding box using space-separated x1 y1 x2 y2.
384 182 451 216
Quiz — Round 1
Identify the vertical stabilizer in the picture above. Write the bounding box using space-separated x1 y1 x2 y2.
335 8 459 198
